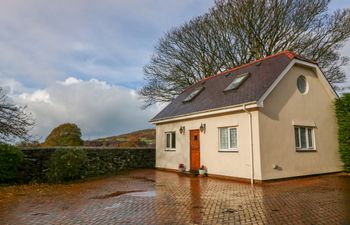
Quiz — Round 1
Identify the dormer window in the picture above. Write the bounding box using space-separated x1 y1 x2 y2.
224 72 250 92
183 86 204 103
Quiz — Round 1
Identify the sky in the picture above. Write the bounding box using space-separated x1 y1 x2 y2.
0 0 349 141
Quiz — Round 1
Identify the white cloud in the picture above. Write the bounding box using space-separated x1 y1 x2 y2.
14 77 161 140
19 89 52 104
0 76 26 94
59 77 83 86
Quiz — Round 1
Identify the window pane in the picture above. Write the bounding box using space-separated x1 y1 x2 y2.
294 128 300 148
231 76 245 85
183 87 204 102
224 73 250 91
171 132 176 148
166 133 170 148
297 76 307 94
307 128 313 148
229 128 237 148
300 127 307 148
220 128 228 149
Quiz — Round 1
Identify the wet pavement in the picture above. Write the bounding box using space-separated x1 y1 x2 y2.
0 169 349 225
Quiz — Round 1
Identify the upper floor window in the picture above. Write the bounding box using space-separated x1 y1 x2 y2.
294 126 315 151
219 127 238 152
224 72 250 92
183 86 205 103
297 75 308 94
165 132 176 151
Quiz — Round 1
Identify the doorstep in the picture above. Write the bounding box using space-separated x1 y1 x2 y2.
178 170 208 177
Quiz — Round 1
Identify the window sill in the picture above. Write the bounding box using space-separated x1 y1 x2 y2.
165 149 176 152
218 149 239 153
296 149 317 152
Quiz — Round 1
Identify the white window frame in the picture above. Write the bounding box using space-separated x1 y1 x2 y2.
218 126 238 152
294 126 316 151
165 132 176 151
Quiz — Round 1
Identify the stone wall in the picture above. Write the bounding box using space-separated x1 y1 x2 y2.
19 147 155 183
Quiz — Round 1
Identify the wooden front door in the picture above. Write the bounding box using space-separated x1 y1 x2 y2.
190 129 200 171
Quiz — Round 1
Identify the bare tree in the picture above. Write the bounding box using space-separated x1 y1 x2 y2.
141 0 350 107
0 87 34 143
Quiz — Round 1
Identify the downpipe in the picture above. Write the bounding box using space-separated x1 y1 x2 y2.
243 104 254 186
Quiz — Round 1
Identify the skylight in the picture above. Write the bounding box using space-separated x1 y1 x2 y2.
223 72 250 92
183 86 205 103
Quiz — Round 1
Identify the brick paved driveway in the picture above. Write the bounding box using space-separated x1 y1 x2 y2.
0 170 349 225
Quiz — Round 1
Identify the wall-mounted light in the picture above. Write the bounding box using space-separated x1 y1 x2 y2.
179 126 185 134
200 123 206 133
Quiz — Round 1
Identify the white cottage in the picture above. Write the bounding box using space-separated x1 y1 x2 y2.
150 51 342 183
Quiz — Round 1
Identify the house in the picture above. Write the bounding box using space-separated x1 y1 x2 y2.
150 51 342 183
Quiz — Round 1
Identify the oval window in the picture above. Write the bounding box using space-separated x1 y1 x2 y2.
297 75 308 94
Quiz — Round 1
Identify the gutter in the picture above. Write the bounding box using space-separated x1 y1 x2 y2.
150 101 259 124
243 104 254 186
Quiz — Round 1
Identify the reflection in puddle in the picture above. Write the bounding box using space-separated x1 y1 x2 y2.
104 203 122 210
130 176 156 183
32 212 49 216
126 191 156 197
91 190 156 199
90 190 144 199
190 178 202 225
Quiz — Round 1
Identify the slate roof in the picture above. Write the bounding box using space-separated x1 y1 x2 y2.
151 51 317 122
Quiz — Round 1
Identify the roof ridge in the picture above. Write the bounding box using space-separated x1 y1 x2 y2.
200 50 295 82
182 50 295 93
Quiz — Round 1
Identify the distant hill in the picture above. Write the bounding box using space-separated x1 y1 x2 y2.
84 129 155 148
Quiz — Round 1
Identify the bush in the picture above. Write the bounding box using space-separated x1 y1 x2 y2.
335 93 350 172
0 144 24 183
46 148 88 183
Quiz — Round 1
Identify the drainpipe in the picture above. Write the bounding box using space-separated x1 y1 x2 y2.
243 104 254 186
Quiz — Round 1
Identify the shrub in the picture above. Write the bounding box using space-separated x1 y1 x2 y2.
46 148 88 183
0 144 24 183
335 93 350 172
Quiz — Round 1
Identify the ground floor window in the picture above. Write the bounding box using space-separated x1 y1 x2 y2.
294 126 315 151
219 127 238 151
165 132 176 150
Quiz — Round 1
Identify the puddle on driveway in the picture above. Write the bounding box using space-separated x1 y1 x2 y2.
104 203 122 209
32 212 49 216
91 190 156 199
126 191 156 197
130 176 156 183
90 190 144 199
102 191 156 211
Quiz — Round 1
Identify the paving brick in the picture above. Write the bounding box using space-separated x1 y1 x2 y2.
0 170 349 224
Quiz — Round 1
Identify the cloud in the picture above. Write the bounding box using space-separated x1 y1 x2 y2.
14 77 162 140
0 76 27 94
0 0 213 89
0 0 212 141
58 77 83 86
19 89 52 104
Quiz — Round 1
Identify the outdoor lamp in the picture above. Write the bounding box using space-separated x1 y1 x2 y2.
200 123 206 133
179 126 185 134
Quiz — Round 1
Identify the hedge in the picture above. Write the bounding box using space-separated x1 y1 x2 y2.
46 148 88 183
0 144 24 183
335 93 350 172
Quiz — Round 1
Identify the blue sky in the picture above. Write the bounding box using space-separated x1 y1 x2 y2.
0 0 349 140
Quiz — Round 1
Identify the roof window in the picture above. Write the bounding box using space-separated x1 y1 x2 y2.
183 86 205 103
223 72 250 92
